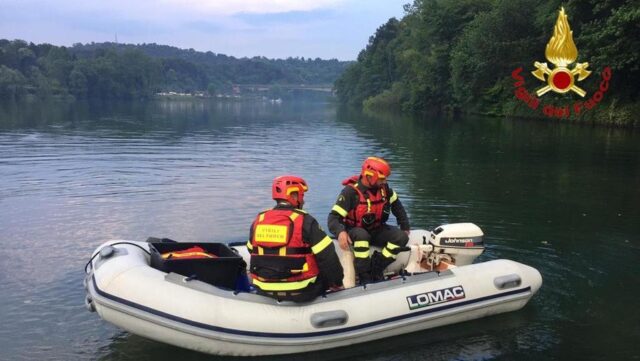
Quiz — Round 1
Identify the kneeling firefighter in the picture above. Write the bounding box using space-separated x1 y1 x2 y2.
248 175 344 302
328 157 411 284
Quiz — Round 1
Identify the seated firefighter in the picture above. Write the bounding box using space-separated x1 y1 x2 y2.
247 175 344 302
328 157 410 284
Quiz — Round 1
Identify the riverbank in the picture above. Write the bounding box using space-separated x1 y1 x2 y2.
336 1 639 129
362 95 640 129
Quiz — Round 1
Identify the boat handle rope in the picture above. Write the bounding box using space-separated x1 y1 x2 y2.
84 241 152 274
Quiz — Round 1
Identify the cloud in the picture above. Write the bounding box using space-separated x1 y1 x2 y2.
233 9 335 26
1 0 406 59
5 0 348 22
160 0 346 16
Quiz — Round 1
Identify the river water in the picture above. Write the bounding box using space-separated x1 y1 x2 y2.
0 98 638 360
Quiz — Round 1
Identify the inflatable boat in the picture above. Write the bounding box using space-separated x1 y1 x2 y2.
84 223 542 356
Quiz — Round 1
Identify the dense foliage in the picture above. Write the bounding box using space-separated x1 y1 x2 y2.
0 40 350 100
335 0 639 126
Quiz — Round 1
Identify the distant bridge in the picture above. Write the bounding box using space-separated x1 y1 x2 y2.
233 84 334 92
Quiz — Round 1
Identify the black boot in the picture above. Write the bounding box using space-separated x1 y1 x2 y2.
370 251 394 282
357 272 372 285
355 257 372 285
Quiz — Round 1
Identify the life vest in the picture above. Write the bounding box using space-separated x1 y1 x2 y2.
161 246 217 260
249 208 319 292
342 176 389 229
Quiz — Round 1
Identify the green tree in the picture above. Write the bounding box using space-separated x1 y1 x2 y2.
570 0 640 100
1 38 350 101
69 68 88 98
450 0 542 113
335 18 401 106
0 65 27 100
207 82 217 96
334 0 639 126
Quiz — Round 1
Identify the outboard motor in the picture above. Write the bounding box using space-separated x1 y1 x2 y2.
392 223 485 274
429 223 484 266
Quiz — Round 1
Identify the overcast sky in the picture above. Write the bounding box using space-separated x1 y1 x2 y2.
0 0 407 60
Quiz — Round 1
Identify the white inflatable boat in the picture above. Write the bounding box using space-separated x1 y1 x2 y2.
84 223 542 356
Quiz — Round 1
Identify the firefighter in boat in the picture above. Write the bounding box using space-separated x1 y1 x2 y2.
248 175 344 302
328 157 410 284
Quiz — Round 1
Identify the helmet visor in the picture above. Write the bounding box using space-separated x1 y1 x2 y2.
286 183 308 195
364 170 387 180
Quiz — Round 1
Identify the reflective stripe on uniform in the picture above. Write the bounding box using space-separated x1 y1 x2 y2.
311 236 333 254
289 212 300 222
353 239 370 258
290 262 309 274
382 247 395 258
252 276 317 291
389 191 398 204
354 250 370 258
246 241 253 251
386 242 400 251
382 242 400 259
332 204 348 217
258 213 265 222
353 240 369 248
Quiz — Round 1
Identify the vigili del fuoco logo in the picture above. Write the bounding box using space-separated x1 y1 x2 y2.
511 7 612 119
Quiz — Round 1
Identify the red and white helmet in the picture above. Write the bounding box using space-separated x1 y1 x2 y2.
272 175 308 208
361 157 391 184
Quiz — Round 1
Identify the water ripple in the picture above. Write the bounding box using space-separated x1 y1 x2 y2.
1 100 639 360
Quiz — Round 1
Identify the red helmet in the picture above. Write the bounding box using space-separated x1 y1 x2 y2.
272 175 308 208
361 157 391 184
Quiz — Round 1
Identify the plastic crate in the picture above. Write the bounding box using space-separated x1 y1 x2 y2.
149 242 245 289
